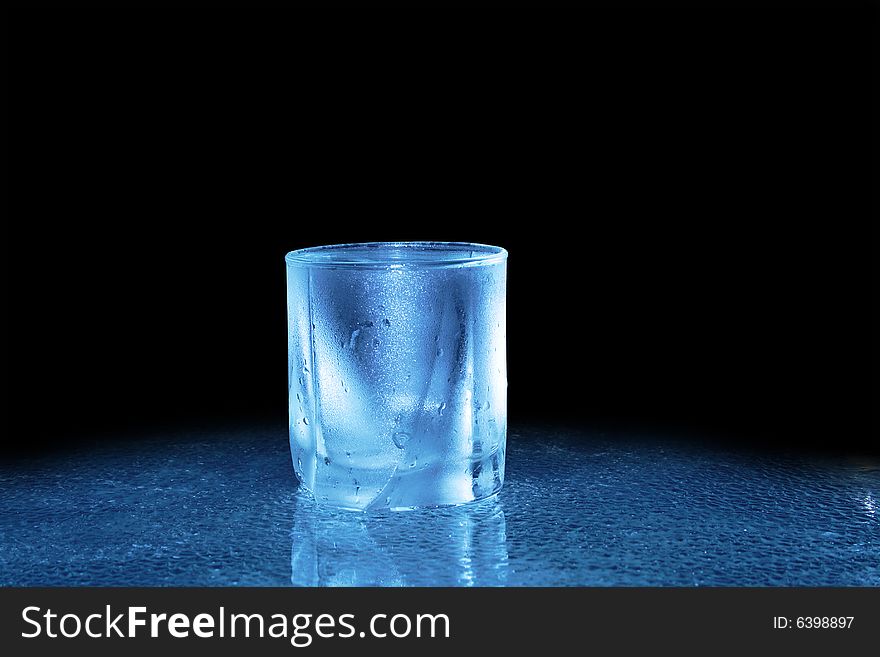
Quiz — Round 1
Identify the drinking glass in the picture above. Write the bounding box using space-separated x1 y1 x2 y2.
286 242 507 510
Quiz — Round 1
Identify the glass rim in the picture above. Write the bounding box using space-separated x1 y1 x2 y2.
285 241 508 270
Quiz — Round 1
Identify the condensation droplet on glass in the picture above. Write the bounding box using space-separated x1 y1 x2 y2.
392 432 410 449
438 402 446 416
383 318 391 326
324 456 331 466
302 417 309 425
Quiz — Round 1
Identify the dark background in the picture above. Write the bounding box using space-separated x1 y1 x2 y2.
5 10 877 455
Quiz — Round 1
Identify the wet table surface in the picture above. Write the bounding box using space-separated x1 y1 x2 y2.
1 426 878 586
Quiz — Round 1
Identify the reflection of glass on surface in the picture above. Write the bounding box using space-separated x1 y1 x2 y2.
290 488 508 586
286 242 508 511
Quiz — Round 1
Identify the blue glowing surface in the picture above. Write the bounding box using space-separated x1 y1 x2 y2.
1 426 877 586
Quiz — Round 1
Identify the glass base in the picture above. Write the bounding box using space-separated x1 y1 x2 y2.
293 443 505 512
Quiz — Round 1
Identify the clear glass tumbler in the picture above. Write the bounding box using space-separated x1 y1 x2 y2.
286 242 507 511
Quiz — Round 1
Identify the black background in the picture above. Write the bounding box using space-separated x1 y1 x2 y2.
5 9 877 455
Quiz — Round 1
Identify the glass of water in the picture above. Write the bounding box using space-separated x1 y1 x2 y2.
286 242 507 511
